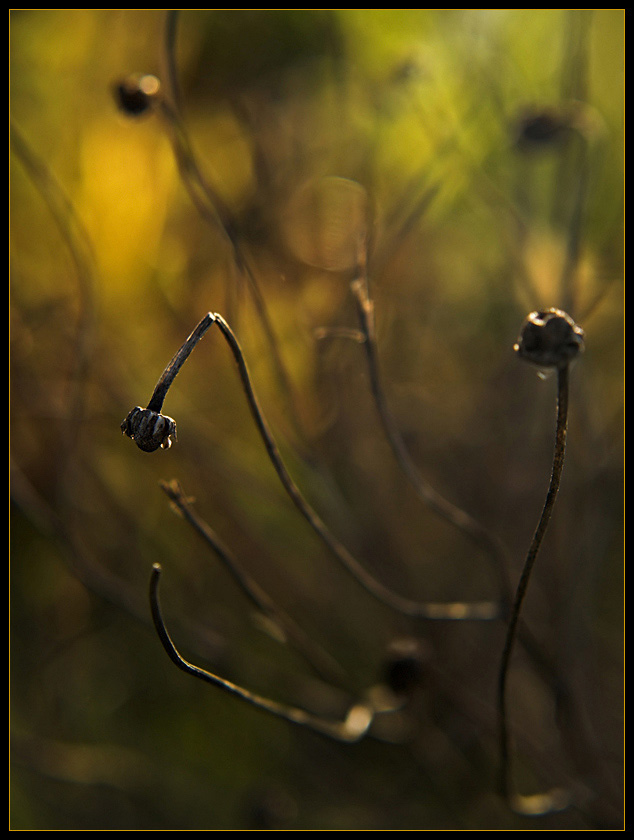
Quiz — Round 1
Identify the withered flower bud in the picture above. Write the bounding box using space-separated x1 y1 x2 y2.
382 637 430 696
121 406 176 453
114 74 161 117
514 308 585 369
513 106 572 151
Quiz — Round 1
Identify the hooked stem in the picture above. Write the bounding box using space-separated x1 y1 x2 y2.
149 563 373 743
126 312 500 621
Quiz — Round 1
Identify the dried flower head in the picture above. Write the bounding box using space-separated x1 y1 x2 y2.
121 406 176 452
114 74 161 117
513 106 572 151
382 637 430 696
514 309 585 369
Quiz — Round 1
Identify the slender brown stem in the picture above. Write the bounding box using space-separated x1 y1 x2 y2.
212 313 500 621
159 13 304 443
131 312 500 621
11 121 97 481
124 312 500 619
160 479 346 687
147 313 216 413
350 275 511 608
163 10 183 119
149 563 373 743
497 364 570 813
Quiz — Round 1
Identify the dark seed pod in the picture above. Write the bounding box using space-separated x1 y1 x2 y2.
382 637 430 696
121 406 176 452
514 308 585 369
513 106 572 151
114 74 161 117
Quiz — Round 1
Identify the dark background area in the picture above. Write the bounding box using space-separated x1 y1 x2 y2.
11 9 623 829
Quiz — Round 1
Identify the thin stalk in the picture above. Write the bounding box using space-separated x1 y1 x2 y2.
160 479 346 687
212 314 499 620
350 274 511 608
350 280 592 779
147 314 216 414
158 11 304 444
497 363 571 815
11 122 97 483
149 563 373 743
123 313 500 621
162 10 183 119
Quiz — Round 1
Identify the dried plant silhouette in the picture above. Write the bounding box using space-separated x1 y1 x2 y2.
120 299 592 819
348 253 511 605
159 478 346 688
122 311 500 621
114 10 307 448
149 563 373 743
497 309 584 815
11 8 623 832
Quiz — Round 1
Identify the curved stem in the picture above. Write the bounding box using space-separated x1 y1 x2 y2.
131 312 500 620
160 479 346 687
210 314 499 620
213 314 499 620
158 12 304 443
497 364 571 814
147 313 216 413
163 10 184 119
149 563 373 743
350 276 512 608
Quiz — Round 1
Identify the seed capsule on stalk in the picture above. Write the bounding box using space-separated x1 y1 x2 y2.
513 308 585 369
121 406 176 452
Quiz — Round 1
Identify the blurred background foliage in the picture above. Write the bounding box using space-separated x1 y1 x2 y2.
10 9 623 830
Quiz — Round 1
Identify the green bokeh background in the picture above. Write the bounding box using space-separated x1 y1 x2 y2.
11 9 623 829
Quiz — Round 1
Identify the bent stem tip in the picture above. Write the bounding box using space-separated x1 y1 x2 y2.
121 313 216 452
149 563 373 743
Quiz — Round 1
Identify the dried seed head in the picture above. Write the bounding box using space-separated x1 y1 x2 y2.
382 637 430 696
114 74 161 117
513 106 572 151
514 308 585 369
121 406 176 453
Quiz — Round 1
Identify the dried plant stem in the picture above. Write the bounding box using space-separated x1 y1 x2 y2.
497 364 570 815
350 275 511 607
160 479 346 686
149 563 373 743
162 10 183 118
127 312 498 620
159 12 304 445
212 314 500 620
147 314 216 414
11 122 97 474
349 277 590 779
